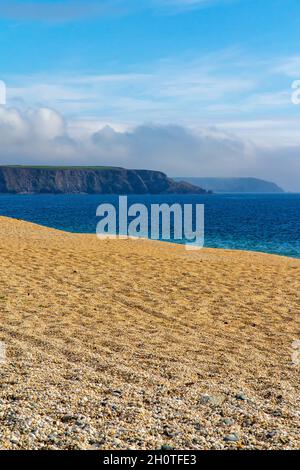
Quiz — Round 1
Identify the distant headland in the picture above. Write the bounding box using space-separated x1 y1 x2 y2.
0 165 209 195
174 177 285 193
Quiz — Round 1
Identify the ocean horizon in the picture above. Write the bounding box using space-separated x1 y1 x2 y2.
1 192 299 259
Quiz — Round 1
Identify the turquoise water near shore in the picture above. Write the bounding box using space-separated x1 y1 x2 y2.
0 193 299 258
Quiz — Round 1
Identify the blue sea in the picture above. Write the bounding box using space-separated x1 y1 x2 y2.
0 193 299 259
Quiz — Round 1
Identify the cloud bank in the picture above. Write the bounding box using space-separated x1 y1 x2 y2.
0 105 299 191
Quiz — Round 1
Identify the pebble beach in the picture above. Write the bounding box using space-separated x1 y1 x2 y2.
0 216 299 450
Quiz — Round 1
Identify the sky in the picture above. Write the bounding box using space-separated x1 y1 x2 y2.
0 0 300 190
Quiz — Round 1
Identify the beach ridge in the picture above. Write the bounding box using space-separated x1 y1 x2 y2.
0 217 299 450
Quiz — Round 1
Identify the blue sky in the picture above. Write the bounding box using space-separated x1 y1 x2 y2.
0 0 300 190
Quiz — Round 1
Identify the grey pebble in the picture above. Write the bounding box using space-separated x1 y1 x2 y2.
224 434 239 442
235 393 247 401
161 444 173 450
222 418 234 426
199 394 224 407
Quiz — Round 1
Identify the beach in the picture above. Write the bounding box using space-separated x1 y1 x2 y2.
0 215 299 449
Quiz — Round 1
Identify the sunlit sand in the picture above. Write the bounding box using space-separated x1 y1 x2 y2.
0 216 299 450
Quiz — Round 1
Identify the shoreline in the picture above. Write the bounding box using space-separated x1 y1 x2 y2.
0 215 299 262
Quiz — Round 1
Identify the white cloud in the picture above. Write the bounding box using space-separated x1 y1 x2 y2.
274 56 300 78
5 50 259 124
153 0 238 13
217 118 300 147
1 104 299 191
7 49 298 133
0 0 241 22
0 0 126 22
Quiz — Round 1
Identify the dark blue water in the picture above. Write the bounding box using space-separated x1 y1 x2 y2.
0 193 299 258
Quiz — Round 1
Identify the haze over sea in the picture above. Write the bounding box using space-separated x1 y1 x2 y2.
0 193 299 259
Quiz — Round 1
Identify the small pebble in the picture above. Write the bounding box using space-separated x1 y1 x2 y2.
224 434 239 442
222 418 234 426
161 444 173 450
266 431 277 439
235 393 247 401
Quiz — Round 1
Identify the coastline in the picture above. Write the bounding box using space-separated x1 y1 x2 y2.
0 217 299 450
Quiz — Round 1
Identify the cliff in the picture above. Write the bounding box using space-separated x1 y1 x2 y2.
174 177 284 193
0 166 208 195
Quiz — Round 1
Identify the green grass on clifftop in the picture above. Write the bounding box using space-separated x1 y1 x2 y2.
1 165 121 171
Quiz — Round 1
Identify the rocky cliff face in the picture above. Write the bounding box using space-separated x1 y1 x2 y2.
0 166 208 194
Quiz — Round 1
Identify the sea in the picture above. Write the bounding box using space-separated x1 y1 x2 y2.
0 193 299 259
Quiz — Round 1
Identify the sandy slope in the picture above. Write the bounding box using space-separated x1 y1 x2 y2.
0 216 299 450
